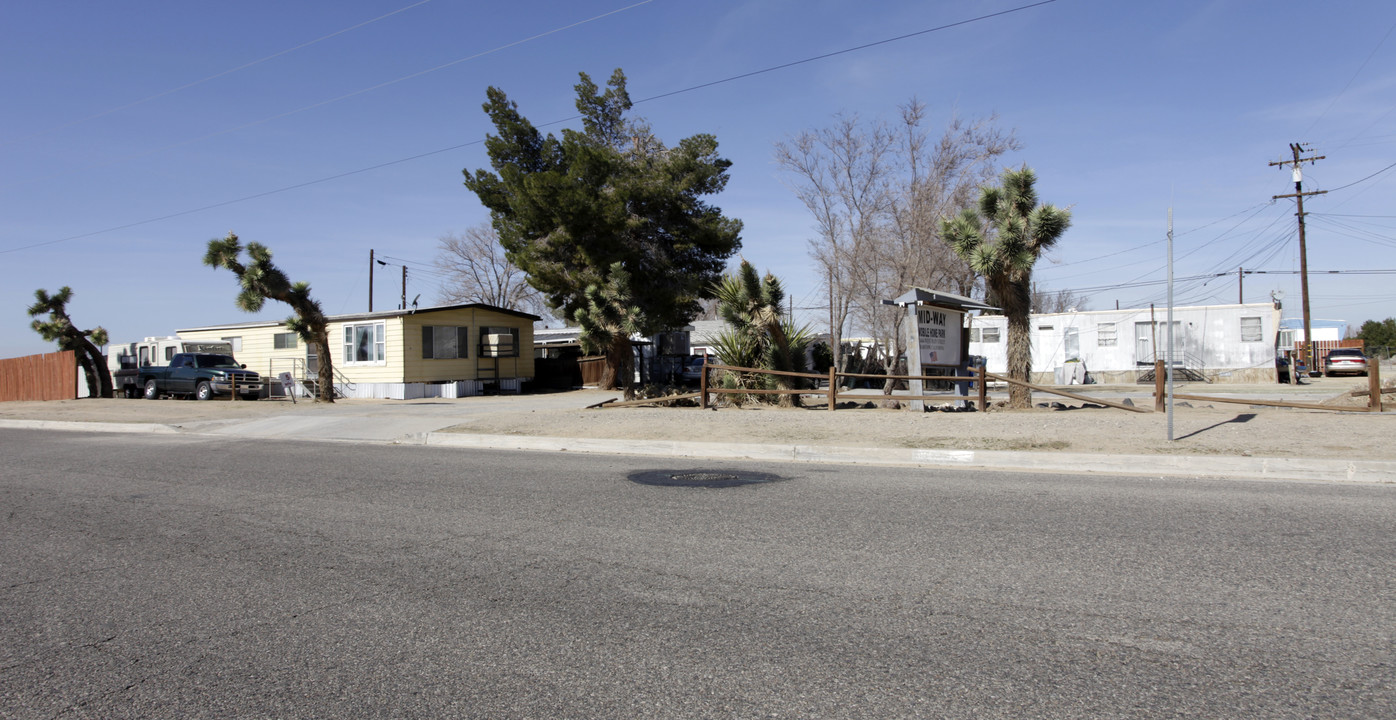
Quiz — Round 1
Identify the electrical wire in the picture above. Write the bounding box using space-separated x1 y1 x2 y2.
2 0 657 192
1039 202 1277 283
1321 159 1396 193
632 0 1060 105
1307 215 1396 249
1304 16 1396 140
1 0 437 147
0 0 1059 255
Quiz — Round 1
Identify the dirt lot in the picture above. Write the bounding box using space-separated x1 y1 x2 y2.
3 376 1392 461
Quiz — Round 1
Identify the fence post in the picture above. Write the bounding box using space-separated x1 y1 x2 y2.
231 374 238 401
976 360 987 412
1154 359 1166 412
700 359 708 409
1370 361 1383 413
827 367 837 411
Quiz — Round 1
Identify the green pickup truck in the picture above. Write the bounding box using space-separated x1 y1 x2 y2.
138 352 264 401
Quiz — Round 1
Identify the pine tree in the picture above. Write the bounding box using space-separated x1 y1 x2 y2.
464 69 742 392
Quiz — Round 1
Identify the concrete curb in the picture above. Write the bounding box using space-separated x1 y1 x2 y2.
0 418 182 435
4 418 1392 484
423 432 1396 484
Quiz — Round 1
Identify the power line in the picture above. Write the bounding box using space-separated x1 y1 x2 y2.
1304 16 1396 139
632 0 1060 105
1039 201 1279 284
2 0 437 147
0 1 1058 255
2 0 657 192
1053 268 1396 298
1321 159 1396 193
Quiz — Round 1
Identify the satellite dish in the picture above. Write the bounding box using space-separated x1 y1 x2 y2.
1271 290 1286 301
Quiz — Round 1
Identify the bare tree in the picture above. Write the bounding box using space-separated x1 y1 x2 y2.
774 114 895 376
858 103 1018 390
777 102 1016 392
692 296 721 321
1031 284 1089 314
434 223 547 316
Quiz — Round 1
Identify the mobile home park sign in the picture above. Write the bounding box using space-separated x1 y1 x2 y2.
886 287 997 411
916 305 963 368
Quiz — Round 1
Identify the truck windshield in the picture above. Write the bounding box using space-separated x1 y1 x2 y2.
192 354 241 369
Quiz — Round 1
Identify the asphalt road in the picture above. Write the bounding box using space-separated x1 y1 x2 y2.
2 429 1393 719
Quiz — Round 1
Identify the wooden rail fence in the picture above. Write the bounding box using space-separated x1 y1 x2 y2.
679 361 1143 413
1150 359 1386 413
0 350 77 402
601 358 1389 414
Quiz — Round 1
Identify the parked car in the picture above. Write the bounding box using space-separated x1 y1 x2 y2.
1323 348 1369 377
139 352 263 400
679 356 710 385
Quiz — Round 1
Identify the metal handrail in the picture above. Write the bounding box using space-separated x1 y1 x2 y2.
269 357 356 398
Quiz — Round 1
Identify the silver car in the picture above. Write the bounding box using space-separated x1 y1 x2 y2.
1323 348 1369 377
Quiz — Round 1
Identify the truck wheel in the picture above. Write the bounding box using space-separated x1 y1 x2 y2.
143 380 159 400
195 381 214 401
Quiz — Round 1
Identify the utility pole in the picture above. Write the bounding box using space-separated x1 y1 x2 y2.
401 266 407 310
368 249 375 312
1269 143 1327 376
1238 266 1243 304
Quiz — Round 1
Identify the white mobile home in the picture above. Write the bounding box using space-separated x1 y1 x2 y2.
967 302 1282 384
177 303 538 399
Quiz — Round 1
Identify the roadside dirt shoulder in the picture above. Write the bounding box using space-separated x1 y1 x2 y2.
442 401 1394 461
4 388 1392 461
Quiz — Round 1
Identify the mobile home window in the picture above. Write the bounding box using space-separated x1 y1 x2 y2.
343 322 385 364
422 326 469 359
1098 322 1117 347
969 328 981 343
1240 316 1262 342
479 326 520 358
982 327 1001 343
274 332 299 349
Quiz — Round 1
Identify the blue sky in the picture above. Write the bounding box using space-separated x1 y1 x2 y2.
3 0 1394 359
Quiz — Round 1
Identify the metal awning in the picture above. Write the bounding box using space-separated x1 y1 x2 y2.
882 287 999 312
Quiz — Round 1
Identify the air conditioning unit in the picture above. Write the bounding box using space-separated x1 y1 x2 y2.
481 333 515 357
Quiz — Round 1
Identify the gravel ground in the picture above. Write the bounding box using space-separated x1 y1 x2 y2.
3 377 1392 461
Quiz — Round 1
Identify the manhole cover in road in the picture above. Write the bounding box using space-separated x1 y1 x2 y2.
628 469 784 489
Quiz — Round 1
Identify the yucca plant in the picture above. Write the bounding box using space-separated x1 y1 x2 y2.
713 261 814 407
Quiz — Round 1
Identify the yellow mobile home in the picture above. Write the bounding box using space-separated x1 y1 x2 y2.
178 303 538 399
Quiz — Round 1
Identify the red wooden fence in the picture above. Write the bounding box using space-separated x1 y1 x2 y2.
0 351 77 402
1292 339 1363 370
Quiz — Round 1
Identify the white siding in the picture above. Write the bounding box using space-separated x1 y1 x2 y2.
967 303 1280 383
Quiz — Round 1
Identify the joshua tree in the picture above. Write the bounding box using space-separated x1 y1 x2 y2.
941 166 1071 408
28 287 113 398
203 233 335 402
